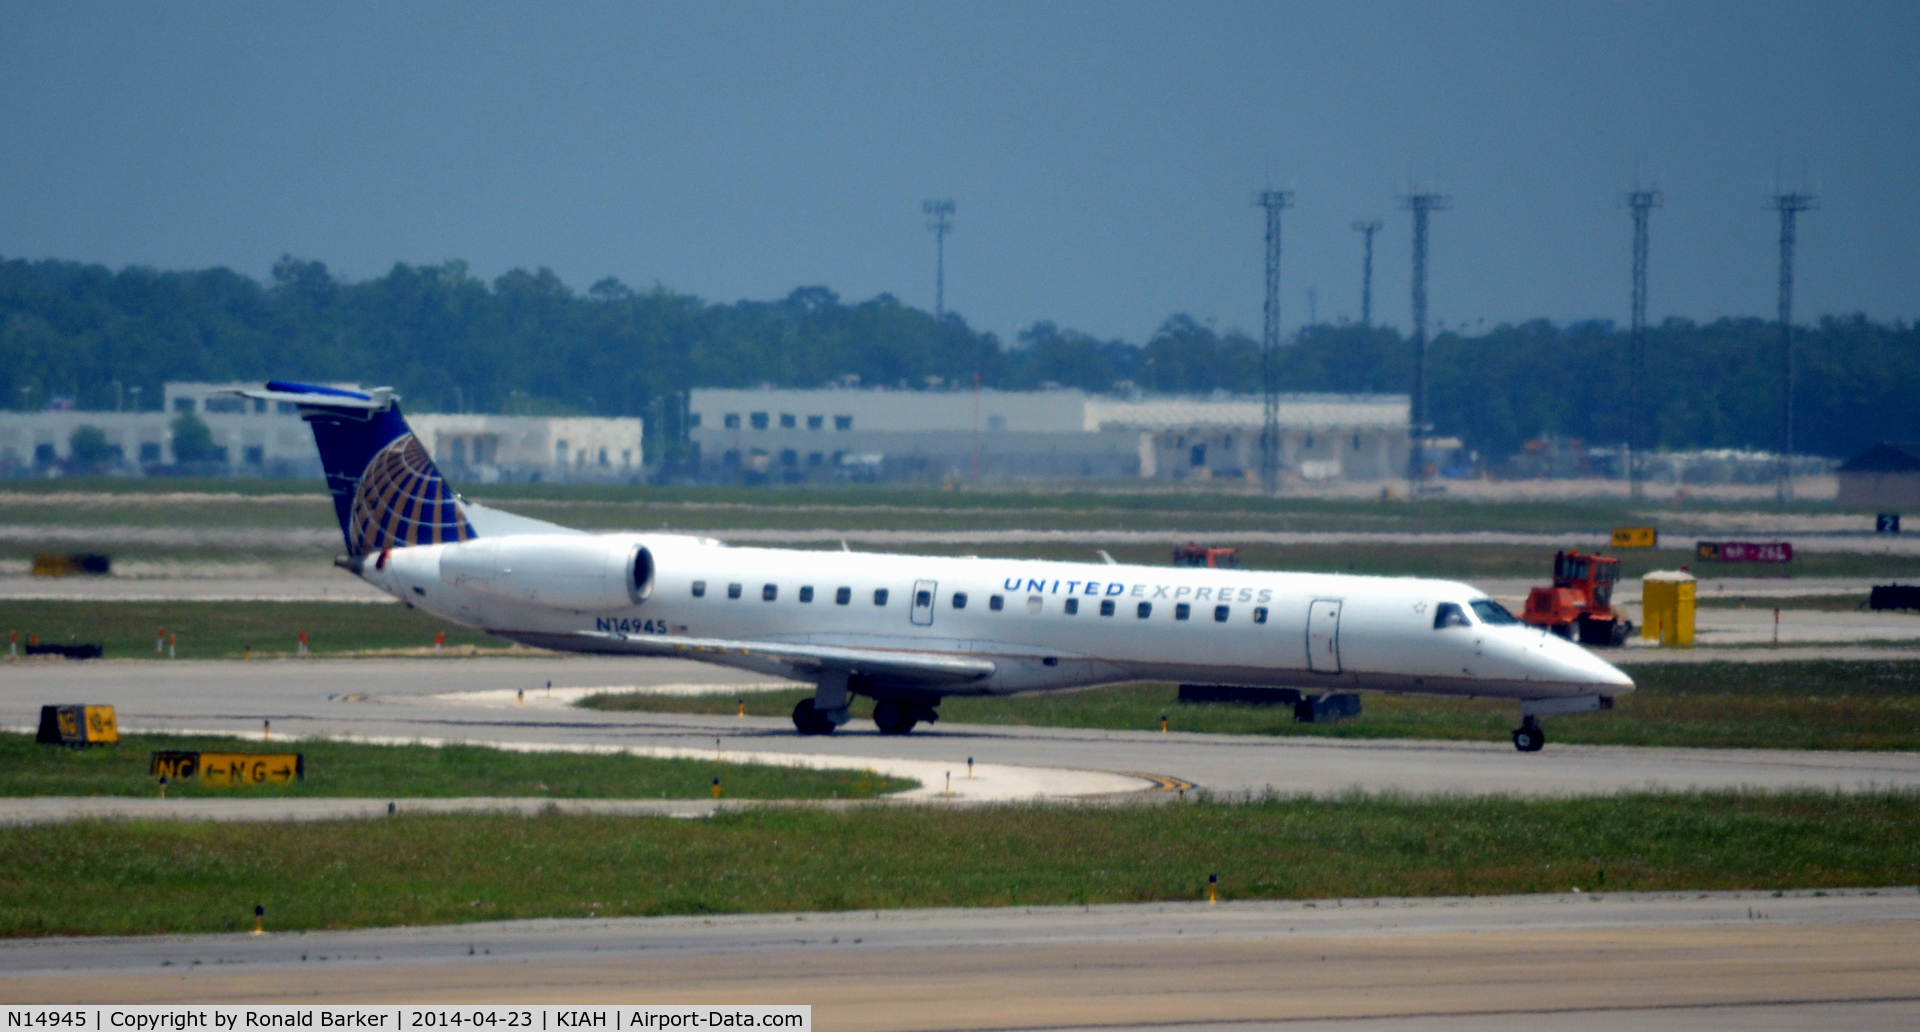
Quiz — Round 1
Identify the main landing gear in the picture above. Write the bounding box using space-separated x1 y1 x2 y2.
792 696 941 735
792 698 837 736
872 699 941 735
1511 716 1546 753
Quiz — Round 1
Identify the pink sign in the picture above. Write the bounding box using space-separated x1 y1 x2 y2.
1706 541 1793 563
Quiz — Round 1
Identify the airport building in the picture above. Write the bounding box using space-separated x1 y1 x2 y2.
686 387 1409 483
1837 442 1920 510
0 382 643 482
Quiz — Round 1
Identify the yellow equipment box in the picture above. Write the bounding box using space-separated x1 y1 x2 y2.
1641 570 1696 647
35 704 118 745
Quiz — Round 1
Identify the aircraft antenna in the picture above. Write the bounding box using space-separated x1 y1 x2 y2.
923 200 956 318
1769 189 1816 503
1400 190 1451 485
1257 188 1294 496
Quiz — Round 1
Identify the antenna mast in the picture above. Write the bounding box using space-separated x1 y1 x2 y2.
1400 191 1451 485
923 199 955 318
1623 186 1661 500
1351 219 1382 326
1769 189 1817 502
1257 188 1294 496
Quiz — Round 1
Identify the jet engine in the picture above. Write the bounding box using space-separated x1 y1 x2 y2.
438 535 652 611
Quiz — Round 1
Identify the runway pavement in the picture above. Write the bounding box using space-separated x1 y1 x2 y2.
2 889 1915 1029
5 656 1919 802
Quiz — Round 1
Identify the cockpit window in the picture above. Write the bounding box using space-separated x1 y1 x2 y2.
1433 602 1471 629
1470 598 1520 625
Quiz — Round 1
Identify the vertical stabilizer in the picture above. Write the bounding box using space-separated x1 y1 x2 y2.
221 382 475 556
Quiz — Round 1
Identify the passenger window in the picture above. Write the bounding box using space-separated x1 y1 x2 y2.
989 595 1004 611
691 580 706 598
952 592 968 609
1137 602 1152 619
1099 599 1115 617
1026 595 1043 614
727 582 742 600
915 589 932 607
873 588 889 606
799 586 814 603
1253 606 1268 624
1214 604 1229 623
762 584 777 601
1175 603 1191 620
1433 602 1471 629
723 413 741 429
835 587 851 605
1064 598 1079 615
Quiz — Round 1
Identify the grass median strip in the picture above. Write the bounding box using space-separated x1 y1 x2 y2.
0 732 913 801
0 790 1912 936
582 659 1920 751
0 600 515 659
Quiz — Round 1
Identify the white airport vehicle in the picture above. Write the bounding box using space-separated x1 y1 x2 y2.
231 381 1633 751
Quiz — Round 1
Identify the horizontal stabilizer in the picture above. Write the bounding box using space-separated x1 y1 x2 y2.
575 631 996 686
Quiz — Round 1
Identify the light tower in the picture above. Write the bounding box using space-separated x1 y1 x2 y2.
1351 219 1382 326
923 199 955 318
1623 187 1661 500
1400 191 1451 484
1770 190 1817 502
1256 188 1294 495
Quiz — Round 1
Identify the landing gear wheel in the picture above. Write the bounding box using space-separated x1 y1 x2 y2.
872 699 920 735
792 698 836 736
1512 718 1545 753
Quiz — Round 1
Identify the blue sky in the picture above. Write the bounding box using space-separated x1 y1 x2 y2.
1 1 1914 344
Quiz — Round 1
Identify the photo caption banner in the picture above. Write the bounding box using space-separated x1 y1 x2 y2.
5 1007 808 1032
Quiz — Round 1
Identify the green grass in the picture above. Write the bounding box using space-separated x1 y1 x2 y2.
1697 590 1889 606
780 542 1920 581
0 731 912 801
0 477 1880 534
0 600 513 659
0 791 1912 936
584 660 1920 751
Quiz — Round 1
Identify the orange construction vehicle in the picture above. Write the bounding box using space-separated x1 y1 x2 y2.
1173 542 1240 569
1522 549 1633 647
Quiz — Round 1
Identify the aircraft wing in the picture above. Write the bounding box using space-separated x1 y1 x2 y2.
574 631 996 687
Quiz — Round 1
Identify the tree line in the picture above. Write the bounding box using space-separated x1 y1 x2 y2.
2 253 1912 462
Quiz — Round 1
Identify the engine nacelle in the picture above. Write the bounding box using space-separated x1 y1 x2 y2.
438 535 652 612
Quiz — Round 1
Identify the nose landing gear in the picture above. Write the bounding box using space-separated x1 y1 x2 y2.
1511 716 1546 752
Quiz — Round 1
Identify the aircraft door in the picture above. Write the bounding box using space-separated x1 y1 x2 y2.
1307 598 1342 673
910 580 937 626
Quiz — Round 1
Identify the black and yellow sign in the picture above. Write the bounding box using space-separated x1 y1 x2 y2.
150 751 305 786
1610 527 1657 548
35 704 118 745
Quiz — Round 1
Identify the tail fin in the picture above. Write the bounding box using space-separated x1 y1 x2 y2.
221 382 475 556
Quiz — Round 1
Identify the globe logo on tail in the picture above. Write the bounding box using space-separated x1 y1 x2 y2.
348 434 475 555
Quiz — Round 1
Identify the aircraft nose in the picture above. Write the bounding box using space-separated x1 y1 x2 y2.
1520 631 1636 694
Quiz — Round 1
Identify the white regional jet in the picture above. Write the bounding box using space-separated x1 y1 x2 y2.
231 381 1632 752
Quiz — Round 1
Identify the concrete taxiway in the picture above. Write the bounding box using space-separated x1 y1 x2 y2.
5 656 1919 804
2 890 1916 1030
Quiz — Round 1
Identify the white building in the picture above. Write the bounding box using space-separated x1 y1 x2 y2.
686 387 1408 483
0 383 641 482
